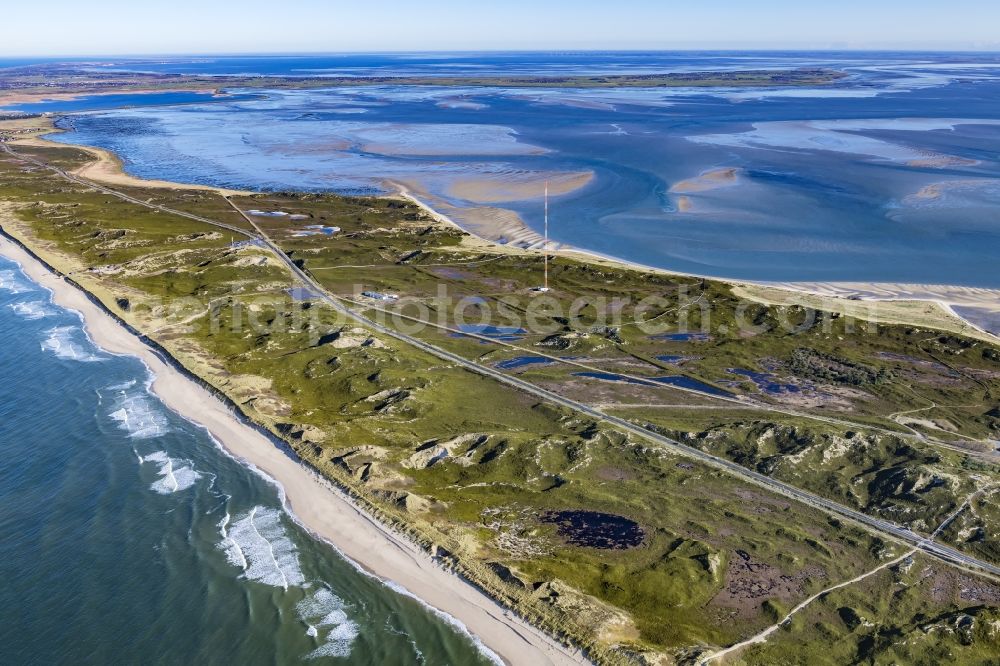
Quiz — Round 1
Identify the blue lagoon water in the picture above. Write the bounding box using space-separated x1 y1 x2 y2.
6 90 257 114
21 52 1000 286
0 257 496 665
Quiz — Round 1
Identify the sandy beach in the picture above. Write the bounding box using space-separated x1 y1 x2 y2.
70 143 250 196
12 116 997 347
393 181 558 251
12 131 250 196
762 281 1000 339
0 233 586 666
0 87 219 108
3 112 1000 663
393 174 1000 344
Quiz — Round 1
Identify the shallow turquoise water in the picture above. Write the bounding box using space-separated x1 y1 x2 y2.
0 256 496 665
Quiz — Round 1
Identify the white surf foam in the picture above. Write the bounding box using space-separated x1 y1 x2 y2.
108 389 171 439
218 511 248 570
144 359 508 666
384 581 505 666
0 268 32 294
40 325 104 362
218 506 305 590
297 588 359 660
8 301 52 320
143 450 201 494
106 380 137 391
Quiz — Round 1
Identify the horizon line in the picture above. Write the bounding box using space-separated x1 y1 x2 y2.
4 47 1000 60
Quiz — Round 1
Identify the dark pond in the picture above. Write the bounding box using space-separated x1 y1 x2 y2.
495 355 554 370
542 510 645 550
573 371 731 397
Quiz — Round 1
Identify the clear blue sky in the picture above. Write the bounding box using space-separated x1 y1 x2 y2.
4 0 999 56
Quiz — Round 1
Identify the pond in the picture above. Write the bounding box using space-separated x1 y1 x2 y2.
542 510 645 550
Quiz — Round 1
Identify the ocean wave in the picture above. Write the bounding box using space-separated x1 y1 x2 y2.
108 388 172 439
218 506 305 590
40 325 105 362
8 301 53 320
143 450 201 494
0 268 33 294
297 588 359 659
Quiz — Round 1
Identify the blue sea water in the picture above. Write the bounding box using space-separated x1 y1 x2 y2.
7 91 257 114
12 52 1000 286
0 256 496 665
63 51 1000 78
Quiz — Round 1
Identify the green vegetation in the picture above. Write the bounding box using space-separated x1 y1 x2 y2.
737 554 1000 665
788 347 893 386
0 66 847 105
2 141 999 664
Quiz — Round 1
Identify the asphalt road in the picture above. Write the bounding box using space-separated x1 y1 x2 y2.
6 143 998 582
223 199 1000 582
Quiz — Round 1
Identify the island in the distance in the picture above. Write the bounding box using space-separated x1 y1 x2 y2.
0 62 846 106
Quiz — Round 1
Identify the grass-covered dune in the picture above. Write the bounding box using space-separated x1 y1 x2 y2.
2 139 999 664
0 65 847 106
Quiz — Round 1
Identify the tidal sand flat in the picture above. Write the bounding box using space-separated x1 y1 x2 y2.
41 52 1000 287
445 170 594 204
0 242 580 665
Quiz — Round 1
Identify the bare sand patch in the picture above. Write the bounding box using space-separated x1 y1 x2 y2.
905 178 1000 204
447 170 593 204
391 181 557 251
2 116 248 195
70 143 250 196
12 131 250 196
737 281 1000 344
907 155 979 168
670 167 741 194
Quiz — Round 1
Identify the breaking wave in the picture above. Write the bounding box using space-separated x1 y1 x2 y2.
297 588 359 659
108 387 171 439
218 506 305 590
40 325 104 362
0 268 32 294
143 451 201 494
8 301 53 320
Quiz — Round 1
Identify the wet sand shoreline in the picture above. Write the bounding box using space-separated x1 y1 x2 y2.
0 228 587 666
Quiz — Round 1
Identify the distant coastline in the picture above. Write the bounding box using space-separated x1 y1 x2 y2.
14 116 998 344
0 66 848 110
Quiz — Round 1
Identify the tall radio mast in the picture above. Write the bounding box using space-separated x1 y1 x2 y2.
543 180 549 291
534 181 551 293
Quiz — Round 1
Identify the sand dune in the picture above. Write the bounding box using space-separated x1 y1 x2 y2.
0 233 586 666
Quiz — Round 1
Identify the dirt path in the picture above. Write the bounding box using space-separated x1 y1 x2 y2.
699 484 995 664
